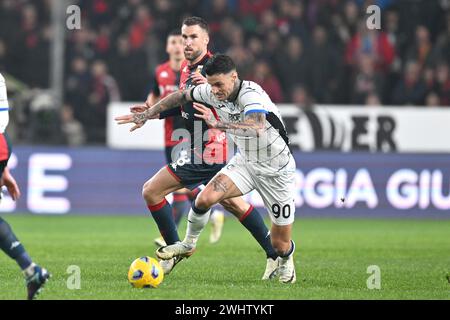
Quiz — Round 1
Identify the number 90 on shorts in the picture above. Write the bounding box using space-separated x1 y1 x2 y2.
268 200 295 226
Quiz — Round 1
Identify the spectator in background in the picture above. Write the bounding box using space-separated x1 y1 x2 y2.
249 59 283 103
66 27 96 63
283 0 309 43
405 25 438 70
346 21 395 74
434 12 450 66
275 36 308 99
110 35 149 101
365 92 382 106
227 45 254 79
342 0 360 38
435 61 450 106
308 25 341 103
392 60 427 105
128 5 153 50
0 40 7 72
291 84 313 109
264 29 282 62
425 92 440 107
351 54 384 104
200 0 233 35
209 17 234 52
13 4 50 88
65 56 91 126
86 60 120 143
61 105 86 146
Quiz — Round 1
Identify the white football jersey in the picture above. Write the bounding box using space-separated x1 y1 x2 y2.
192 80 292 175
0 73 10 133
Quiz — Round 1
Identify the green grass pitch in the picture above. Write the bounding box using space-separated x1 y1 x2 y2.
0 214 449 300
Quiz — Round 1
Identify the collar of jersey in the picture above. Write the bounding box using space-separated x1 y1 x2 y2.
188 51 212 71
227 80 244 103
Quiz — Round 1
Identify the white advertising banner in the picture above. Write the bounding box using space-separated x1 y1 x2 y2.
108 103 450 152
107 102 164 150
280 105 450 153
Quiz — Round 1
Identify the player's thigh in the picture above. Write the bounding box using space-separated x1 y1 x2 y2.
256 171 296 227
143 166 185 200
219 196 251 219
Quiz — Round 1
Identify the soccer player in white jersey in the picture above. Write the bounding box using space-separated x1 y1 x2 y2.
116 54 296 283
0 73 50 299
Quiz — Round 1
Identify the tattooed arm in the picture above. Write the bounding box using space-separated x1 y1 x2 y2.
115 88 193 132
193 104 266 137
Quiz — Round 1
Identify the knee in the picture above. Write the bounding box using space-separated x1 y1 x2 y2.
195 192 218 210
271 238 292 256
142 180 162 204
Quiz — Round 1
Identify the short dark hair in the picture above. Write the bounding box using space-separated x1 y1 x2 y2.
204 54 236 76
182 16 209 33
168 29 181 37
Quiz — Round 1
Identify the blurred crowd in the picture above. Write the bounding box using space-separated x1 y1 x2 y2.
0 0 449 145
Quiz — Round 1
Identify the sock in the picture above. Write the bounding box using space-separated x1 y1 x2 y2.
0 217 33 270
23 263 37 278
172 193 190 226
184 203 211 246
279 240 295 259
240 206 278 260
147 198 180 245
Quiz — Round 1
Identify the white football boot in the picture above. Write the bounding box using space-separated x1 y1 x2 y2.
209 209 224 244
156 241 195 260
154 236 166 247
278 241 296 284
261 257 279 280
159 256 183 275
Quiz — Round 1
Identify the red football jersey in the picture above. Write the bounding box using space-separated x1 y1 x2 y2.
152 61 183 147
179 52 228 164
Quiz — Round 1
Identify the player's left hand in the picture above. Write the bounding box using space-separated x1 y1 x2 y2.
193 103 218 128
115 112 148 132
1 167 21 201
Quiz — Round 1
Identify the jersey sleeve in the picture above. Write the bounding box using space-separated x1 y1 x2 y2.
190 84 212 105
240 89 268 115
150 73 160 97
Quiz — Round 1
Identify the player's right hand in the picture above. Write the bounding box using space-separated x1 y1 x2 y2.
190 73 207 85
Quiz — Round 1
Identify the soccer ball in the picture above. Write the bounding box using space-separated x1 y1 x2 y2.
128 256 164 288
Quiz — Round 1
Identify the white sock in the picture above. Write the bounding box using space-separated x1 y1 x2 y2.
23 263 36 278
183 207 211 246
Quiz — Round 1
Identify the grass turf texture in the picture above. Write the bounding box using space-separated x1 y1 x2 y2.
0 215 449 300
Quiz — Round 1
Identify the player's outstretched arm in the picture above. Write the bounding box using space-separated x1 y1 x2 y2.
194 104 265 137
115 89 193 132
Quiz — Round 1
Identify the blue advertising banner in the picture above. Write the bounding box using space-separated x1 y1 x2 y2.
1 147 449 217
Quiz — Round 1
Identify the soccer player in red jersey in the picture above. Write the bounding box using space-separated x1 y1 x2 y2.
146 30 205 247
